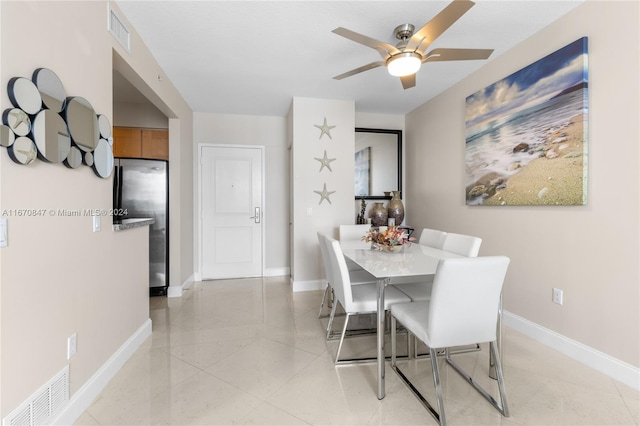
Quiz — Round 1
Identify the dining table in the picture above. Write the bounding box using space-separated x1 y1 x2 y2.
340 240 464 400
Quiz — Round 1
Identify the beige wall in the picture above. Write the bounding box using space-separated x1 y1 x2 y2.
0 0 193 417
405 1 639 367
113 101 168 129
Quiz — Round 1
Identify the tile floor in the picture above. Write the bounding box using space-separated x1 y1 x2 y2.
75 277 639 425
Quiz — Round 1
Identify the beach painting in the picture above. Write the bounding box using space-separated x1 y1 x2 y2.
465 37 588 206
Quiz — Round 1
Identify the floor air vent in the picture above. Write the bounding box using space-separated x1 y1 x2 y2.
2 366 69 426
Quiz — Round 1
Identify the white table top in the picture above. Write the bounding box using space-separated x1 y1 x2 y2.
340 241 464 279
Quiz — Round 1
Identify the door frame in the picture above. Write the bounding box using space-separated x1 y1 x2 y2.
196 143 266 280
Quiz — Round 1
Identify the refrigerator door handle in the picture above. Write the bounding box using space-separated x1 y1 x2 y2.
249 207 261 223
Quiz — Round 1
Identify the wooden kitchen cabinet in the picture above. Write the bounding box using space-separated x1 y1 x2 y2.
112 127 168 160
113 127 142 158
141 129 169 160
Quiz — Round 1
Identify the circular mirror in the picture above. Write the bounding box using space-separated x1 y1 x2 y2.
64 96 98 152
32 109 71 163
92 138 113 178
8 136 37 165
33 68 66 113
98 114 111 139
0 125 16 147
3 108 31 136
64 146 83 169
83 151 94 166
8 77 42 115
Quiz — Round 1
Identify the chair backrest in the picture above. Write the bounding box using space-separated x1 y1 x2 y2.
339 224 371 241
442 232 482 257
428 256 510 348
418 228 447 249
318 231 332 281
317 232 353 309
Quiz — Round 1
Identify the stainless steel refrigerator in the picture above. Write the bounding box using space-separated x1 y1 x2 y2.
113 158 168 295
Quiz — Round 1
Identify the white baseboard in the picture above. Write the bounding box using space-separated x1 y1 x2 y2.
503 311 639 391
167 285 182 298
52 319 152 425
292 278 325 292
167 274 196 298
193 272 202 282
265 266 290 277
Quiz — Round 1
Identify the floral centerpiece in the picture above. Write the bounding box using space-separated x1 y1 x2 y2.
362 225 415 252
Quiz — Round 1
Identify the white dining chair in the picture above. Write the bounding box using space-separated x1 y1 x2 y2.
418 228 447 249
390 256 511 425
442 232 482 257
397 231 480 303
318 225 376 318
317 232 411 364
339 224 372 242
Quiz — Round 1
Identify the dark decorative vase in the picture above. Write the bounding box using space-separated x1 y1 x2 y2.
387 191 405 225
370 202 388 227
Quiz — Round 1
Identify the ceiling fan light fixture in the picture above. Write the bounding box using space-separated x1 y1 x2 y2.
386 53 421 77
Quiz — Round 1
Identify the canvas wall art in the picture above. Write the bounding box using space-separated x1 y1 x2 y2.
354 146 371 197
465 37 588 206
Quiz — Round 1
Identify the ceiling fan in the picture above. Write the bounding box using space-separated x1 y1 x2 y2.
332 0 494 89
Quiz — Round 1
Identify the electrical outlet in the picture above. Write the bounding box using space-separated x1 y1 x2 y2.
552 288 563 305
67 333 77 360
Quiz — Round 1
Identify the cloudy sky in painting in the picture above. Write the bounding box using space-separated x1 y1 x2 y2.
466 38 588 130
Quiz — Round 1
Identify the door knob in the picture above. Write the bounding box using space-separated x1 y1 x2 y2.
249 207 261 223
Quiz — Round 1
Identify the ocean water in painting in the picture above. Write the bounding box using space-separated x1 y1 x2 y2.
465 37 588 205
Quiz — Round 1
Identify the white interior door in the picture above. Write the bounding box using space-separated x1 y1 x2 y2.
201 145 262 279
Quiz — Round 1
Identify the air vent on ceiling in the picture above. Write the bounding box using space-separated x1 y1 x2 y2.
2 366 69 426
108 6 131 53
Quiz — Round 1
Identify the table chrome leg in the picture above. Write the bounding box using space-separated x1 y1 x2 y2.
377 277 389 400
490 293 503 380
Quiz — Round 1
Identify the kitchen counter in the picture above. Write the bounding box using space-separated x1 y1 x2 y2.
113 218 155 231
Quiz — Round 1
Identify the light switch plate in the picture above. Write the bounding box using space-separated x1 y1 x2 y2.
92 214 101 232
0 217 7 247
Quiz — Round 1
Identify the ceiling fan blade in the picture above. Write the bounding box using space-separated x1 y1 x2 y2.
400 74 416 90
333 61 385 80
332 27 400 59
405 0 476 53
423 48 494 62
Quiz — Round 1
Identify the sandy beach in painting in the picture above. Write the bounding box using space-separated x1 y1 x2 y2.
482 113 586 206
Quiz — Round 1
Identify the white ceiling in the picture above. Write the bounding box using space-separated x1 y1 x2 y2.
114 0 583 117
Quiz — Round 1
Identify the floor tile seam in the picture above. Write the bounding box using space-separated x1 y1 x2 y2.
613 379 640 420
163 332 262 349
79 409 103 425
259 331 328 358
197 366 278 404
238 398 315 426
246 351 324 402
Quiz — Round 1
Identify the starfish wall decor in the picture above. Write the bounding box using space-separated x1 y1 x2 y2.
314 150 336 172
313 117 336 140
314 183 336 205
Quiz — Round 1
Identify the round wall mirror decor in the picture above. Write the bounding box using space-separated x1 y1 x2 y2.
32 109 71 163
65 96 99 152
33 68 66 113
3 108 31 136
2 68 112 178
8 136 37 165
92 138 114 178
8 77 43 115
64 146 83 169
0 125 16 148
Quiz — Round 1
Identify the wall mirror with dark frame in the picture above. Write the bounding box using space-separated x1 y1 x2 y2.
354 128 402 200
